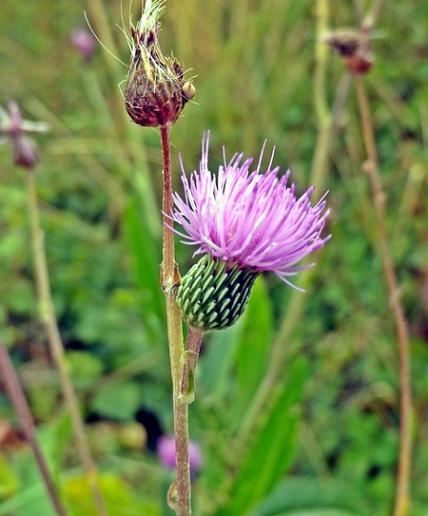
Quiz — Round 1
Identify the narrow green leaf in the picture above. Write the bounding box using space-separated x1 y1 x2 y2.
0 482 53 516
198 313 247 402
217 358 308 515
254 476 363 516
123 197 165 342
232 276 273 426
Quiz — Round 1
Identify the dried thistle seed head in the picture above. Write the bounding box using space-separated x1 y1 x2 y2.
324 28 373 75
124 0 195 127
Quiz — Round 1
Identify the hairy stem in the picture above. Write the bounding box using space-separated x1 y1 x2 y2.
355 77 412 516
0 341 67 516
26 171 106 516
160 124 191 516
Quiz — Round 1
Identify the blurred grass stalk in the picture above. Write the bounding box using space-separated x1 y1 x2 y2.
26 169 107 516
237 0 350 447
0 340 67 516
354 75 412 516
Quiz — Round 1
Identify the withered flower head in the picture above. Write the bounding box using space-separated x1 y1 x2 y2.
324 28 373 75
124 0 195 127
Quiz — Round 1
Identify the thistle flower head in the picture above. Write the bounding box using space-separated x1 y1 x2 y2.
174 133 330 331
124 0 195 127
173 133 330 286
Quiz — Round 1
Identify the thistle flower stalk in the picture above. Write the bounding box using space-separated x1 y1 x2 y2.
160 124 191 515
123 2 195 512
324 1 413 511
171 134 330 516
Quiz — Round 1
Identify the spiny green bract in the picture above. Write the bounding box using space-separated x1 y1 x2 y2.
176 254 258 331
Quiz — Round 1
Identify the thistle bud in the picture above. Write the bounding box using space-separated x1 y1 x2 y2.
324 29 373 75
124 1 195 127
0 101 43 170
71 28 96 63
177 255 258 331
12 135 39 170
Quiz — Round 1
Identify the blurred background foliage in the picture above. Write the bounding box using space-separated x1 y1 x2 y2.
0 0 427 514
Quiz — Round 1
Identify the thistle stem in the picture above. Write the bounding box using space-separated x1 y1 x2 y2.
354 76 412 516
26 170 106 516
160 124 191 516
0 341 67 516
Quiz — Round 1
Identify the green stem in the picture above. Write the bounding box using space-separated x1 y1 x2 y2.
160 125 191 516
0 341 67 516
26 170 106 516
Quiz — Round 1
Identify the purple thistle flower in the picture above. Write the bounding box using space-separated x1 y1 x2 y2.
71 28 96 63
0 101 47 170
157 435 202 475
172 132 331 289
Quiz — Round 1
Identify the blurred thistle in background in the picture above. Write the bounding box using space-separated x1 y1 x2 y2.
157 435 202 476
71 28 97 63
0 101 46 169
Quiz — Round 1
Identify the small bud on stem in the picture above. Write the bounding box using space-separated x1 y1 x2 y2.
324 28 373 75
124 1 195 127
0 101 44 171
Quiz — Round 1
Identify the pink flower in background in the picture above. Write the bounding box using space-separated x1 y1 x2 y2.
172 132 331 288
71 28 96 63
0 101 47 170
157 435 202 475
